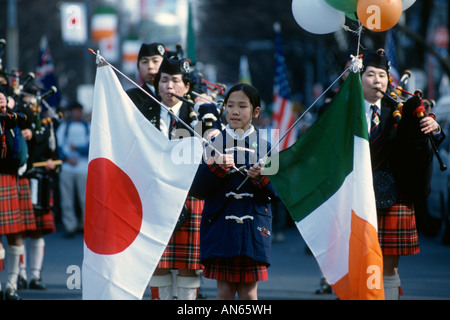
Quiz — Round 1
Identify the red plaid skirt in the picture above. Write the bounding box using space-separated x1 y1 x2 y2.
202 256 268 283
17 178 37 232
377 199 420 256
157 197 204 270
0 173 24 235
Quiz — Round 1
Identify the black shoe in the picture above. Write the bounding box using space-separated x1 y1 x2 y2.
315 277 332 295
5 287 22 300
29 278 47 290
17 275 27 290
0 290 3 300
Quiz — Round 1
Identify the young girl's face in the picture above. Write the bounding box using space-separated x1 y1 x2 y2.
225 90 260 132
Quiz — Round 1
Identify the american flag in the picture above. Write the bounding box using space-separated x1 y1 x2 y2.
35 36 61 109
272 24 296 150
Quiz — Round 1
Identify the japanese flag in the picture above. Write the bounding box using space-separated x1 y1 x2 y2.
82 64 203 300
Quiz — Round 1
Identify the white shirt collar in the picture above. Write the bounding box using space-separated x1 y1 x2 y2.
225 124 255 141
364 99 381 114
162 100 183 116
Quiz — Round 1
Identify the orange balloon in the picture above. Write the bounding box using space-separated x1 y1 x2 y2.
357 0 403 32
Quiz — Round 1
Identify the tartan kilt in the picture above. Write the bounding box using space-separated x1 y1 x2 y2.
0 173 24 235
157 197 204 270
30 181 56 235
202 256 268 283
17 177 37 232
377 198 420 256
33 211 56 235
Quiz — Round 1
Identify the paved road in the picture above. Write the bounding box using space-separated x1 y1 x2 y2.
2 224 449 300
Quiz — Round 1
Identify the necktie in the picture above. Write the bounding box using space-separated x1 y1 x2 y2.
370 105 380 142
168 109 176 139
369 105 384 170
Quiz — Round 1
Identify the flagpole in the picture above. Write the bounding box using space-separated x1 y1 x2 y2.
88 49 246 176
269 61 358 157
236 57 362 190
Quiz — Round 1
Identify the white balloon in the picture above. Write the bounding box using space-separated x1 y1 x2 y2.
402 0 416 11
292 0 345 35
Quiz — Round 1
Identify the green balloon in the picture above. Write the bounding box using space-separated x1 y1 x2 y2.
345 12 358 21
325 0 358 13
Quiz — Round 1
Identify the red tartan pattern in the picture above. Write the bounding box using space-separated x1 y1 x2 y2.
207 160 229 178
33 211 56 235
250 175 269 189
17 178 37 232
0 173 24 235
202 256 268 283
19 177 55 235
157 197 204 270
377 199 420 256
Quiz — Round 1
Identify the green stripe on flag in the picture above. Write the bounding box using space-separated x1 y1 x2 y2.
268 72 367 222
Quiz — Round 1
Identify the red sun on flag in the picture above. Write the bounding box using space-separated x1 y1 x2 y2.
84 158 143 255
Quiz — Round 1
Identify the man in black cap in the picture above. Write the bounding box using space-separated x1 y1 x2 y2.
361 48 445 299
126 42 166 121
150 56 196 138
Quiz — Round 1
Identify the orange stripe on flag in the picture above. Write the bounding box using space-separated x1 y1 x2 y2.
332 210 385 300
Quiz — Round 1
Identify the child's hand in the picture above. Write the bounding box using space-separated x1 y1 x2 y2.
215 153 235 169
247 163 263 179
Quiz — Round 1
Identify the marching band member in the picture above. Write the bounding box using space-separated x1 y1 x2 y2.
190 83 278 300
0 90 28 300
148 57 204 300
361 49 445 299
17 93 59 291
126 42 166 121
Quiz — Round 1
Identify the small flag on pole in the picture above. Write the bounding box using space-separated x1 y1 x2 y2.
35 36 61 109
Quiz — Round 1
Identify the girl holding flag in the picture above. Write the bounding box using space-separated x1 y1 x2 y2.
191 83 278 300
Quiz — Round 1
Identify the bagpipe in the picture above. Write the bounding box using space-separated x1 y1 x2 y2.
0 39 62 130
376 69 446 201
377 69 446 172
1 39 61 197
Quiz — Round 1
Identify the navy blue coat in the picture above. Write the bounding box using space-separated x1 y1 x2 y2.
190 127 278 266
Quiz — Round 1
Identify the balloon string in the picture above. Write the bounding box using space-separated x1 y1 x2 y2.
356 21 363 57
342 22 365 55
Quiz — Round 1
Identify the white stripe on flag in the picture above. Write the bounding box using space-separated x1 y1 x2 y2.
297 136 377 285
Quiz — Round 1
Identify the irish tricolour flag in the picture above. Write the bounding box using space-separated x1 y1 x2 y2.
269 72 384 300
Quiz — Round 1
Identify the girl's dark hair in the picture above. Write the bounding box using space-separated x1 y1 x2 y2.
223 83 260 111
